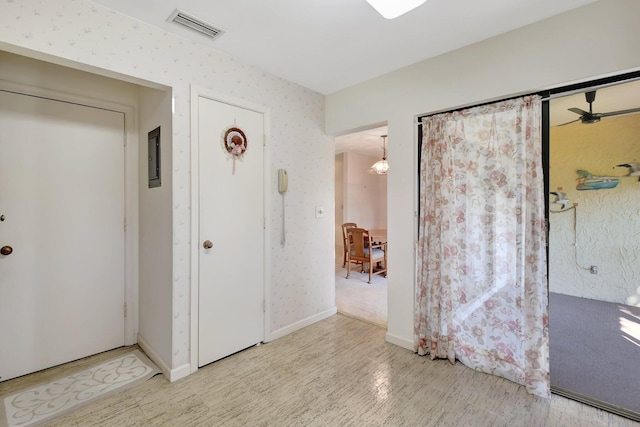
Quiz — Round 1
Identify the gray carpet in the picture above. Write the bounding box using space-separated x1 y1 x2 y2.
550 292 640 419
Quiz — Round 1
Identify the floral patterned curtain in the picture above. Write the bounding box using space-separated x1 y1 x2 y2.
415 95 549 397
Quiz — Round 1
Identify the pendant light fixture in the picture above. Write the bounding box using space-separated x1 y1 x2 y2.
366 0 427 19
368 135 389 175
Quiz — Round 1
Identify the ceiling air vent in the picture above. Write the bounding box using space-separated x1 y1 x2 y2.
169 9 225 40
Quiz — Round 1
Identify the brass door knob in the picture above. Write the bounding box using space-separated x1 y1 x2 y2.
1 246 13 256
203 240 213 249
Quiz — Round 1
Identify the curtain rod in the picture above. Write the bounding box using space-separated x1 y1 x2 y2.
416 93 526 122
416 70 640 125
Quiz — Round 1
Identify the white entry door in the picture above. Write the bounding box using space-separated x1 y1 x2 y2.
0 90 126 382
198 96 264 367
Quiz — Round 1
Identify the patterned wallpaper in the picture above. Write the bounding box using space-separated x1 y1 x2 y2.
0 0 335 368
549 114 640 306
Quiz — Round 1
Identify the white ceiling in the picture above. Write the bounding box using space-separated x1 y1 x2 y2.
89 0 639 156
90 0 598 95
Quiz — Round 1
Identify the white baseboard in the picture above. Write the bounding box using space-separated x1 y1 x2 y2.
137 334 171 380
385 332 413 351
138 334 192 382
139 309 340 382
169 363 191 382
265 307 337 342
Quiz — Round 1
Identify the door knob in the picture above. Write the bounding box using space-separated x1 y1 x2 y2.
203 240 213 249
1 246 13 256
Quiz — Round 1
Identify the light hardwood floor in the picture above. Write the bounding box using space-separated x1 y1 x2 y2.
1 314 638 426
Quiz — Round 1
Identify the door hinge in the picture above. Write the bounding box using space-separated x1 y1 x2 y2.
124 302 127 318
263 300 266 312
124 217 127 232
263 134 266 146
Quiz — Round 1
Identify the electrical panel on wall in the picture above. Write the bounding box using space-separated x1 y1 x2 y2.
148 126 161 188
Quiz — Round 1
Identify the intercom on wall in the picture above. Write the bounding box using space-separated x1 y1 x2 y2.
278 169 288 246
278 169 288 193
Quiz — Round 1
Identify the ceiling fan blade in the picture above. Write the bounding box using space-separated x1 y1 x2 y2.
568 107 589 116
598 107 640 118
557 118 582 126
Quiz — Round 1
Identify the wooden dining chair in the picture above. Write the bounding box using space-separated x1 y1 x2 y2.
341 222 358 267
346 228 387 284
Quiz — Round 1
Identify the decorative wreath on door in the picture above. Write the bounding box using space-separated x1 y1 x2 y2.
222 126 247 174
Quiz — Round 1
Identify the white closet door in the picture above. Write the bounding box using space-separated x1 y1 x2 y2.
197 96 264 367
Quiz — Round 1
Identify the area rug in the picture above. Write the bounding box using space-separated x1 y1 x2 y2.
0 350 159 427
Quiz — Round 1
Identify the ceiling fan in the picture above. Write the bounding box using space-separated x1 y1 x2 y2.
558 90 640 126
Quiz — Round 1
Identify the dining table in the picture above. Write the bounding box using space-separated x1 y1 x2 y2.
369 229 387 245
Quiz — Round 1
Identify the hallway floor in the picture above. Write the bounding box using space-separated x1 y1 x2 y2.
335 262 387 327
1 315 638 426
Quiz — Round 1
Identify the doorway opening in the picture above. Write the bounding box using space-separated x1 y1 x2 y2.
334 125 388 327
546 75 640 421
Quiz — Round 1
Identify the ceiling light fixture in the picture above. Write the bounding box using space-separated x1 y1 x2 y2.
366 0 427 19
368 135 389 175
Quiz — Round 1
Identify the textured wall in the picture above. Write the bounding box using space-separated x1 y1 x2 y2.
0 0 335 371
549 114 640 306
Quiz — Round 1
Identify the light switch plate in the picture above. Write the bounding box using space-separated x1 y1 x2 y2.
315 206 325 218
